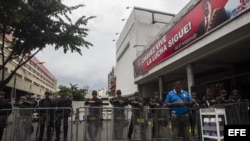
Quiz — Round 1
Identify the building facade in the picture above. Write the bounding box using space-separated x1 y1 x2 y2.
114 6 175 97
115 0 250 100
108 67 116 96
0 54 57 99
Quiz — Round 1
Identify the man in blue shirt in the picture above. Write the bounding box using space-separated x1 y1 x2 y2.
165 81 192 141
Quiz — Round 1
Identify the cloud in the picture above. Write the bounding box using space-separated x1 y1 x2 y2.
36 0 190 90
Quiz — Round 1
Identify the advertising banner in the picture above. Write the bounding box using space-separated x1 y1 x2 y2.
134 0 250 77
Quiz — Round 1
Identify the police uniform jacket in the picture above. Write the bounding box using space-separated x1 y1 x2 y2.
129 98 145 117
54 97 72 116
148 98 163 114
0 99 12 116
39 98 54 114
110 96 128 115
85 98 102 117
15 99 38 116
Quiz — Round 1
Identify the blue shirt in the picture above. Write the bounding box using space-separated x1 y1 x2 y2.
165 89 192 116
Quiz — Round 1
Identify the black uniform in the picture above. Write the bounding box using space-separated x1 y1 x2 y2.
38 97 54 141
54 96 72 141
14 97 38 141
190 98 201 136
228 94 242 103
148 97 164 138
110 96 129 139
128 97 147 140
85 97 103 140
110 96 129 115
217 94 231 104
15 98 38 116
0 99 12 141
201 95 216 108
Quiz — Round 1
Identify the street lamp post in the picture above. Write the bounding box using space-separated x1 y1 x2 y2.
11 73 17 106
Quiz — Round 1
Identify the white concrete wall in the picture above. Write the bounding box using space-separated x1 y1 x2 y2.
115 7 174 96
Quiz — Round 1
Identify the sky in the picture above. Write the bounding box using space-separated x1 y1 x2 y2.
35 0 190 90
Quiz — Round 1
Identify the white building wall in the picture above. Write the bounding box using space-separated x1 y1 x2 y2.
115 43 137 95
98 88 107 97
115 7 174 96
132 0 250 99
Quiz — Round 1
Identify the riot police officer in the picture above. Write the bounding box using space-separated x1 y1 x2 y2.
127 92 147 140
148 92 164 139
109 89 129 140
37 91 54 141
85 90 103 141
0 91 12 141
54 90 72 141
14 92 38 141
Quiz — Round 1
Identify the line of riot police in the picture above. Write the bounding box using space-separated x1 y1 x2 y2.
109 90 168 141
0 90 72 141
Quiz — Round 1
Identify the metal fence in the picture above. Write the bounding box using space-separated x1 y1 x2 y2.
75 106 196 141
214 102 250 125
0 102 249 141
1 107 73 141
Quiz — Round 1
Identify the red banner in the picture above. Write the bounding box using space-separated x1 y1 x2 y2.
134 0 249 77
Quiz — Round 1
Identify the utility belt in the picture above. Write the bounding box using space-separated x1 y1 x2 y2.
86 115 102 125
114 116 125 120
88 116 97 121
19 116 31 122
20 118 28 122
171 113 189 118
87 115 101 121
154 117 168 126
157 117 166 121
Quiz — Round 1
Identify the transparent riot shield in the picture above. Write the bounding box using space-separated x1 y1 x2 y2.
151 107 170 141
13 108 34 141
85 107 102 141
111 107 127 140
130 107 148 141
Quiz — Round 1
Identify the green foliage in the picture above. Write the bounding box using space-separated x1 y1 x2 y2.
57 85 72 97
0 0 95 88
58 84 87 101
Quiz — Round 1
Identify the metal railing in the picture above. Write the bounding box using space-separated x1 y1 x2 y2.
0 102 249 141
1 107 73 141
